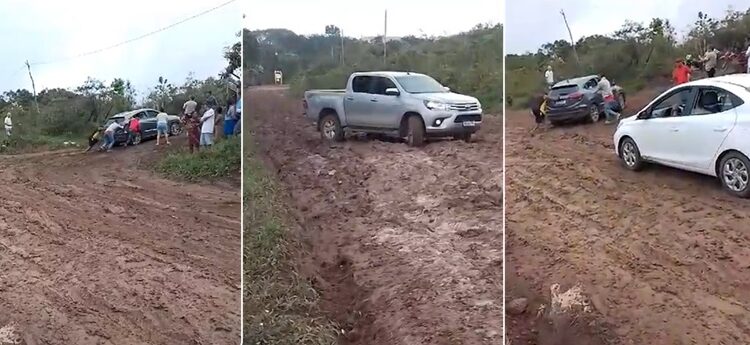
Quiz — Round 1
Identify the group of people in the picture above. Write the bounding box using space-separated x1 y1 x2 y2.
676 44 750 85
181 92 240 153
531 67 622 131
88 90 240 153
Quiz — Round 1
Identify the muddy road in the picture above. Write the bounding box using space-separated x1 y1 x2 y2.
247 87 502 344
506 90 750 344
0 138 240 344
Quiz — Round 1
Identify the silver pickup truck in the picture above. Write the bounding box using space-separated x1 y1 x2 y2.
303 71 482 146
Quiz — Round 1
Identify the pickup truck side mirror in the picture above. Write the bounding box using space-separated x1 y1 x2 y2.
385 88 400 96
636 110 649 119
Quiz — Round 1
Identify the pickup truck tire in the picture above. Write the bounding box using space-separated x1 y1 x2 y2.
406 116 425 147
454 133 472 142
320 114 344 142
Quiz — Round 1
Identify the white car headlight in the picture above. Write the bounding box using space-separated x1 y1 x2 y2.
424 100 450 111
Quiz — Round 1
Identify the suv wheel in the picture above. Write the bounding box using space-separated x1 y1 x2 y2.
131 132 142 145
319 114 344 142
170 122 182 136
588 104 600 122
719 152 750 198
619 137 644 171
405 116 425 147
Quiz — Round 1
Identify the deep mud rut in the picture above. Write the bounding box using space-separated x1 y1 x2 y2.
248 87 502 344
506 89 750 344
0 138 240 344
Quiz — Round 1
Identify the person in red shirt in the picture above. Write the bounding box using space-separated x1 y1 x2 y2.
125 116 141 146
672 59 691 85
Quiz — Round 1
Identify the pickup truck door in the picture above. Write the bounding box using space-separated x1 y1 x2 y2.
367 76 403 129
343 75 373 127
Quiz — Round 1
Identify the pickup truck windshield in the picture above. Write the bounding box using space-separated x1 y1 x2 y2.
394 75 447 94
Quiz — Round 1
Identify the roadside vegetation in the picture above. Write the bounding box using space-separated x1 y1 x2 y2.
244 24 503 111
243 132 338 344
506 8 750 108
155 137 240 181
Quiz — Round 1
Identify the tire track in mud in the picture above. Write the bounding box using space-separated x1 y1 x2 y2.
506 109 750 344
248 87 502 344
0 139 240 344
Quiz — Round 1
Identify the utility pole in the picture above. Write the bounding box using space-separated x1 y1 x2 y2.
25 60 40 113
560 9 581 72
340 29 345 66
383 9 387 67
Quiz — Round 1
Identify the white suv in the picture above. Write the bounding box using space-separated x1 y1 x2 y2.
614 74 750 198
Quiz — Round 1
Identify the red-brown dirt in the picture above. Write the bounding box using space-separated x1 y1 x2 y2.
0 137 240 344
506 88 750 344
247 86 502 344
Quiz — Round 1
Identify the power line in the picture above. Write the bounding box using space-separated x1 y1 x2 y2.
30 0 237 66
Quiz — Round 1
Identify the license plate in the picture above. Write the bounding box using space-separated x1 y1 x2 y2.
462 121 476 127
555 100 566 105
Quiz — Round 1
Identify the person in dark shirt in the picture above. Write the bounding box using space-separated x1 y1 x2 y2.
205 91 218 110
529 92 548 132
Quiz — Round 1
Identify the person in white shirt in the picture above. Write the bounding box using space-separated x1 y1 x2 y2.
746 44 750 74
155 108 171 146
4 113 12 137
544 65 554 89
102 121 123 152
200 106 222 147
183 96 198 116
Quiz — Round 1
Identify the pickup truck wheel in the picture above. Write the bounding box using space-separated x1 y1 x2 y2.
454 133 472 142
320 114 344 142
406 116 425 147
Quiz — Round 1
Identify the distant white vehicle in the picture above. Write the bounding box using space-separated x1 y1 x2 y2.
274 70 283 85
614 74 750 197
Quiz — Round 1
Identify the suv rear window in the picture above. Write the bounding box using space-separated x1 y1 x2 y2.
549 85 579 98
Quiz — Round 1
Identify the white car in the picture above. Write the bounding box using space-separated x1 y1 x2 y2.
614 74 750 198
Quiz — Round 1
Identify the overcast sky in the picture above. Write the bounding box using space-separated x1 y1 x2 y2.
0 0 240 99
507 0 747 54
245 0 503 37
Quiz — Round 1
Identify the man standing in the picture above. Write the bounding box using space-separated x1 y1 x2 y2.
745 42 750 74
672 59 691 85
206 91 218 110
703 47 718 78
544 65 554 89
4 113 12 137
597 75 620 124
200 106 222 148
183 96 198 116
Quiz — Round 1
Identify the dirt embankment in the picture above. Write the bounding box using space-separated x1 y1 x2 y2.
0 137 240 344
506 89 750 344
247 87 502 344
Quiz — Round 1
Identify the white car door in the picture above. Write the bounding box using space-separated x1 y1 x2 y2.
632 87 695 163
673 87 739 170
343 75 373 127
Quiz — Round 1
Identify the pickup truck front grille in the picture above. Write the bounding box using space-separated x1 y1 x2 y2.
449 102 480 111
454 114 482 123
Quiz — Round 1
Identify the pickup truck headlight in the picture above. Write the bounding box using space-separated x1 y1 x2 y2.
424 100 450 111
